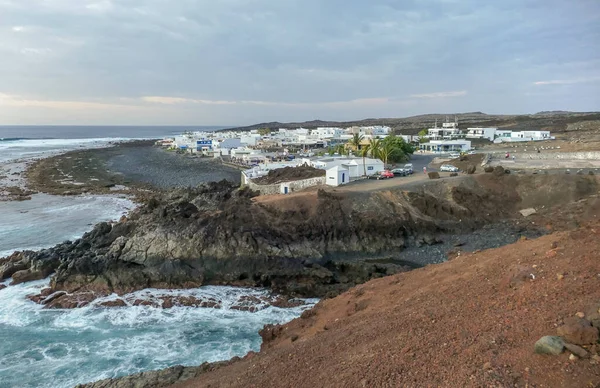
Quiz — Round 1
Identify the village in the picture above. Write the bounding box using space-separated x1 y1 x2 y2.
155 118 557 194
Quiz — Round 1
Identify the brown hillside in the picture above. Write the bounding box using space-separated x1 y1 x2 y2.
174 220 600 387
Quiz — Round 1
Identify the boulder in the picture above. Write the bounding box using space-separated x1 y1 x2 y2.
10 269 46 285
449 172 458 177
0 284 6 291
564 343 589 359
466 165 476 174
534 336 564 355
493 166 505 176
557 317 599 345
585 305 600 329
484 166 494 173
428 172 440 179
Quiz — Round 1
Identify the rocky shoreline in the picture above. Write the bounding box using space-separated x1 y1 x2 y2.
4 171 592 309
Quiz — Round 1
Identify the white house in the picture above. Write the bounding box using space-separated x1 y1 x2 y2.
326 165 350 186
311 157 384 178
493 130 554 143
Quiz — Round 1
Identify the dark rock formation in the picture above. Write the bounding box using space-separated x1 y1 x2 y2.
75 362 232 388
0 176 541 307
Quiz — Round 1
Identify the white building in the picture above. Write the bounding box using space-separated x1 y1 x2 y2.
466 127 497 141
326 165 350 186
493 130 554 143
427 118 463 140
311 156 384 178
419 139 472 153
312 127 345 139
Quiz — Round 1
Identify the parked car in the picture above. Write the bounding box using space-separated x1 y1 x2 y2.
467 150 476 155
369 170 394 180
449 153 460 159
391 168 407 176
403 163 414 174
440 164 459 172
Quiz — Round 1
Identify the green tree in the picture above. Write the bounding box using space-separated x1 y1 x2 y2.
335 144 346 155
258 128 271 136
418 129 428 143
379 142 397 165
381 135 414 163
348 133 364 153
368 138 382 159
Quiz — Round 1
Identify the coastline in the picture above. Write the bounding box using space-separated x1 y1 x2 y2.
3 141 600 387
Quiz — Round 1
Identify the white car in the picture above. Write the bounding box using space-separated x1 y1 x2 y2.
467 150 476 155
440 164 459 172
449 153 460 159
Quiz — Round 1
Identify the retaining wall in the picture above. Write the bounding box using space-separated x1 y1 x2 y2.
243 176 326 195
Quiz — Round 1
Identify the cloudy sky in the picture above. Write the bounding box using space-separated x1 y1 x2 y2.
0 0 599 125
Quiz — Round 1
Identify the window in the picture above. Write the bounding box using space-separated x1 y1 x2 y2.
368 166 374 171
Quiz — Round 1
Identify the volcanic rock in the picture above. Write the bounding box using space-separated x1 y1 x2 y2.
564 343 589 359
557 317 599 345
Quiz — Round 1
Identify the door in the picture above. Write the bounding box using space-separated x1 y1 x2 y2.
342 173 345 183
284 186 289 194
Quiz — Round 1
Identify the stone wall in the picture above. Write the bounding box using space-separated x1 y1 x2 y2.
244 176 326 195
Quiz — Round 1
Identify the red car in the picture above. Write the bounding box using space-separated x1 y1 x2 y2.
380 170 394 179
368 170 394 180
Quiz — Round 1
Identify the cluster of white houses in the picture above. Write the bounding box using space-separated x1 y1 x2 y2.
158 119 554 188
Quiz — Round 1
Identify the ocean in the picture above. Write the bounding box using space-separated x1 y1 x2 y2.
0 126 312 388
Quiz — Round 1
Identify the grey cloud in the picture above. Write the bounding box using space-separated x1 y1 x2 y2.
0 0 599 124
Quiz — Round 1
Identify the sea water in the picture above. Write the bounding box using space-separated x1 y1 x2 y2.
0 280 316 388
0 127 313 388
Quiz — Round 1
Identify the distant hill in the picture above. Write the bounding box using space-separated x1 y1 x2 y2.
222 111 600 136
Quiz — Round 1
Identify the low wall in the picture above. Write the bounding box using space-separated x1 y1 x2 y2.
489 151 600 161
488 151 600 169
244 176 326 195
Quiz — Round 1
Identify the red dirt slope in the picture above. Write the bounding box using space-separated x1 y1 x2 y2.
174 222 600 388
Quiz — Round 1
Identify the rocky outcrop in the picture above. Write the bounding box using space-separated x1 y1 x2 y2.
75 362 233 388
4 174 591 307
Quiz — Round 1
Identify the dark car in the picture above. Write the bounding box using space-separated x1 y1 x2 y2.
391 168 407 176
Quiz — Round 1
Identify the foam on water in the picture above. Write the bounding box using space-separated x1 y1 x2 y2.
0 280 316 388
0 194 135 257
0 137 138 163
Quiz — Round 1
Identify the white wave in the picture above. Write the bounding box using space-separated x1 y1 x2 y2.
0 137 148 163
0 194 135 258
0 280 317 388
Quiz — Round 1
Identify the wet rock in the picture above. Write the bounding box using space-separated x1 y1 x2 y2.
10 269 46 285
0 284 6 291
557 317 599 345
74 363 228 388
534 336 564 355
564 343 589 359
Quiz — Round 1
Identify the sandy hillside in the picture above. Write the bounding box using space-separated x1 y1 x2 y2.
174 218 600 388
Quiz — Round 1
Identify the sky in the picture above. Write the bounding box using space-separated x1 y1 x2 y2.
0 0 599 126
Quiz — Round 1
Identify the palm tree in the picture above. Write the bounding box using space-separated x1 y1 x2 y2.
368 138 382 160
335 144 345 155
361 145 370 176
379 142 396 166
349 134 364 154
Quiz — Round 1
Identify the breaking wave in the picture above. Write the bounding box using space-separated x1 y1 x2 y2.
0 279 316 388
